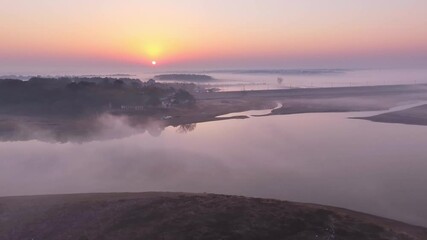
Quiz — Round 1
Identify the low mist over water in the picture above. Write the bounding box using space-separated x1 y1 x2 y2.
136 69 427 91
1 110 427 226
2 1 427 238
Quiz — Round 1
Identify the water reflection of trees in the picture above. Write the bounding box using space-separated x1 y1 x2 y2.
176 124 197 133
0 114 201 142
0 115 169 143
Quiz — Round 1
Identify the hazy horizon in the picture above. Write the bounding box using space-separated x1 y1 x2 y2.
3 1 427 238
1 0 427 75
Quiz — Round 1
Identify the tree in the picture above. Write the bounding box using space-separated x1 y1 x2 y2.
146 95 161 107
173 89 195 105
113 79 125 88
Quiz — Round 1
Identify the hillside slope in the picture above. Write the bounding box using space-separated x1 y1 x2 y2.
1 192 426 240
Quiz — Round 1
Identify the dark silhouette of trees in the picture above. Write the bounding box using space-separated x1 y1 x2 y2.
154 74 214 82
0 77 197 116
113 80 125 88
173 89 195 105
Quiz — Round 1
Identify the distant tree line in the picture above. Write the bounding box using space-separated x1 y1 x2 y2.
0 77 195 116
154 74 214 82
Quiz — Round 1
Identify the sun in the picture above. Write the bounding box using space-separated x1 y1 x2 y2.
151 60 157 66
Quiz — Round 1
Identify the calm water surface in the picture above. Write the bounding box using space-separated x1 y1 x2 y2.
1 110 427 226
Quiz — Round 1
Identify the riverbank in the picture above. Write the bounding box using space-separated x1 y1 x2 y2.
1 83 427 142
167 83 427 125
355 104 427 126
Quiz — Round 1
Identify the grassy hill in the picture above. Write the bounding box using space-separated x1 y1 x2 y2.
1 192 426 240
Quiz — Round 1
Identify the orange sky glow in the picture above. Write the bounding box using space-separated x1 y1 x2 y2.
1 0 427 73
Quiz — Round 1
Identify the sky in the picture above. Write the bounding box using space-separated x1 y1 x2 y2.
1 0 427 74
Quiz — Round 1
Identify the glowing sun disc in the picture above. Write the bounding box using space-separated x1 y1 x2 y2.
152 61 157 65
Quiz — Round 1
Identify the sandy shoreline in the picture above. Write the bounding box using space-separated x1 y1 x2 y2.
1 83 427 142
355 104 427 126
170 83 427 126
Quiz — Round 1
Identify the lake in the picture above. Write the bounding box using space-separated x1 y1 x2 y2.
1 108 427 227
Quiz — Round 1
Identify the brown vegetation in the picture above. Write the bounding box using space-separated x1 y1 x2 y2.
1 193 426 240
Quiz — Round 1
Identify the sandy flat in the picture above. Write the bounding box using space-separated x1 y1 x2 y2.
355 104 427 126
